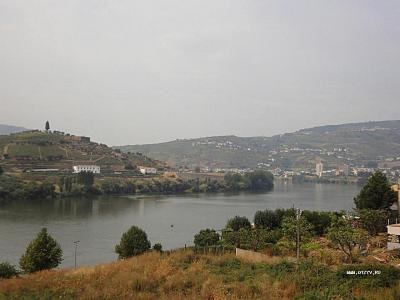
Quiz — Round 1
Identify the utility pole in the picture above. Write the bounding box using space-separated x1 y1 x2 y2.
73 240 80 268
296 208 302 264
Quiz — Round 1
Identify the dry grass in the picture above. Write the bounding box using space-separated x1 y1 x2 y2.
1 249 400 300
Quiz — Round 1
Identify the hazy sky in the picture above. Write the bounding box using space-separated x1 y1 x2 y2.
1 1 399 145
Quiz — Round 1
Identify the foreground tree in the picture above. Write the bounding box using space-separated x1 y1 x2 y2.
226 216 251 232
194 229 220 247
19 228 63 273
327 217 368 263
354 171 397 210
280 215 313 251
359 209 387 236
254 209 280 230
115 226 151 259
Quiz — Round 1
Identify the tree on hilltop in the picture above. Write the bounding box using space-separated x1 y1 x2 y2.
45 121 50 131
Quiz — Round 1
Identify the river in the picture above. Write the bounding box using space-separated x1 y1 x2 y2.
0 182 360 267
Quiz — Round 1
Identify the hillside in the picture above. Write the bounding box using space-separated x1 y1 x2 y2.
0 124 28 135
0 130 164 174
1 249 400 299
116 120 400 171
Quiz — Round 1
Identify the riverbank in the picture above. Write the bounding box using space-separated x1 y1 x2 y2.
0 170 274 204
1 248 400 299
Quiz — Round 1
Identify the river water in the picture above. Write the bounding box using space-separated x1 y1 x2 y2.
0 182 360 267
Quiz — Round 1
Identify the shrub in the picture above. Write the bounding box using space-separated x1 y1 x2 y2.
0 262 18 279
19 228 63 273
153 243 162 252
115 226 151 259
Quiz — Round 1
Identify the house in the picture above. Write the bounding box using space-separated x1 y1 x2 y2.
138 166 157 175
387 223 400 250
392 181 400 213
73 165 100 174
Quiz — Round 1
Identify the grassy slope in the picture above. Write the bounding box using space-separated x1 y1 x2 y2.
1 250 400 300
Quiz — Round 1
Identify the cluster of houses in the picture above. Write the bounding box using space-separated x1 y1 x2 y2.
71 164 157 175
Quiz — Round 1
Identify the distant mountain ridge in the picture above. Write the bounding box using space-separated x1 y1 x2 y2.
0 124 29 135
116 120 400 170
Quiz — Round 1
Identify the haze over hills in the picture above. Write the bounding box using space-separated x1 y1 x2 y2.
0 124 28 135
116 120 400 171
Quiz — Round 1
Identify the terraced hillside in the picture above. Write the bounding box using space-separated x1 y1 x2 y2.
116 120 400 171
0 130 165 174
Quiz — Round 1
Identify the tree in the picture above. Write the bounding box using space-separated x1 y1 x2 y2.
221 228 250 249
254 209 280 230
115 226 151 259
327 217 368 263
194 229 220 247
77 171 94 188
280 215 313 250
244 170 274 191
45 121 50 131
354 171 397 210
359 209 387 236
19 228 63 273
224 172 243 191
0 165 3 176
226 216 251 232
302 210 333 236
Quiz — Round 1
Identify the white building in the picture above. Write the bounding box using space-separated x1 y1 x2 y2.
316 162 323 177
139 166 157 175
73 165 100 174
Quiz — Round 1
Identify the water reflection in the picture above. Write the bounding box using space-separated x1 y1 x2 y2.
0 182 360 267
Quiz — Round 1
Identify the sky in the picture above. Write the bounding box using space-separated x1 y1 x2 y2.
1 0 400 145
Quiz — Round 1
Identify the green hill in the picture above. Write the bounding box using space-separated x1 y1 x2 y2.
0 130 164 174
116 120 400 171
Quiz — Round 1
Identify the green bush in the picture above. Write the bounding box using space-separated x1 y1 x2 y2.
153 243 162 252
0 262 18 279
115 226 151 259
